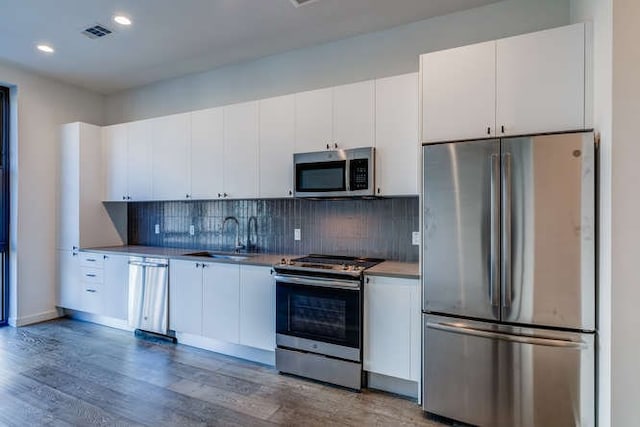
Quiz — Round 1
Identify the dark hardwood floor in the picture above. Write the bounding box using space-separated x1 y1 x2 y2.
0 318 442 426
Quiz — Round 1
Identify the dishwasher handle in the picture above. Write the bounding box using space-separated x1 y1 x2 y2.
129 261 168 268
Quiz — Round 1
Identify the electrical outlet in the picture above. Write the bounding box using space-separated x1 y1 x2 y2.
294 229 301 241
412 231 420 246
154 224 160 234
189 225 195 236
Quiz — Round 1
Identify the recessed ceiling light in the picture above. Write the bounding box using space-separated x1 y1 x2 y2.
36 44 55 54
113 15 132 26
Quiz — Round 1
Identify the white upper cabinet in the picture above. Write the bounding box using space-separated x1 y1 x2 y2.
295 87 333 153
259 95 295 198
375 73 420 196
152 113 191 200
421 23 587 143
191 107 224 200
496 23 585 136
332 80 375 149
224 101 259 199
421 41 496 143
126 119 153 200
102 124 128 201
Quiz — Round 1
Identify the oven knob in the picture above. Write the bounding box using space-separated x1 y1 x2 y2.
280 258 286 265
288 259 295 265
342 264 348 270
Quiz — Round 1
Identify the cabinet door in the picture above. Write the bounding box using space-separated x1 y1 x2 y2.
57 250 81 310
239 265 275 351
202 262 240 343
295 87 333 153
152 113 191 200
169 260 203 335
496 23 585 136
127 119 153 200
259 95 295 198
102 124 128 201
224 102 259 199
364 275 418 380
58 124 80 251
191 107 224 199
332 80 375 149
103 254 129 320
421 41 496 143
375 73 419 196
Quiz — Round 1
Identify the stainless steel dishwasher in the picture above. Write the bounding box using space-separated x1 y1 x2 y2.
128 256 170 336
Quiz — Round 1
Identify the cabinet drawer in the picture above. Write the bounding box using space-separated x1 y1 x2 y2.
80 267 103 284
81 283 102 314
80 253 104 268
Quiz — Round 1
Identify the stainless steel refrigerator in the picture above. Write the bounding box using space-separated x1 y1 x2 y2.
422 132 595 427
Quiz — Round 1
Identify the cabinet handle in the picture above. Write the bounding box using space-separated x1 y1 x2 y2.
186 194 190 199
103 255 108 260
86 274 96 278
86 258 96 262
202 264 208 268
326 143 330 150
377 187 381 195
366 277 370 284
122 196 126 200
270 269 274 275
501 125 505 134
195 263 200 268
86 289 96 293
218 193 222 198
487 127 491 135
72 252 78 257
334 142 338 149
288 190 292 196
224 193 228 198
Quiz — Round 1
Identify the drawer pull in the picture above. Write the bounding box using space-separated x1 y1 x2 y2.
86 289 97 293
86 274 96 278
86 258 96 262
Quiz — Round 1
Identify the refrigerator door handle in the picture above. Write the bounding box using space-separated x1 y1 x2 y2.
426 321 587 349
501 152 512 309
489 154 500 307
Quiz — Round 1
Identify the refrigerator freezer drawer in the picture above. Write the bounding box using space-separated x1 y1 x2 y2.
423 314 594 427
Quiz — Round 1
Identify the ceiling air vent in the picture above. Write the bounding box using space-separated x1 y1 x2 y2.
81 24 113 39
289 0 320 7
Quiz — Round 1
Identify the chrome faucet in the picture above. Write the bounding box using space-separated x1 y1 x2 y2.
247 216 258 250
222 216 244 253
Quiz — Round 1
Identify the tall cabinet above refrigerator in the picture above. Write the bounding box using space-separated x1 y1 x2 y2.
422 132 595 427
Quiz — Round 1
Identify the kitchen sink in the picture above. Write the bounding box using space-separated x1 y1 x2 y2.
182 251 254 262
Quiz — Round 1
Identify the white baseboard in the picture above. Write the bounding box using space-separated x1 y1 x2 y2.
9 309 62 327
367 371 419 399
63 309 133 332
176 332 275 366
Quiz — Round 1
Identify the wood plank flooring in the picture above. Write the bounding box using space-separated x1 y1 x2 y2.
0 318 443 426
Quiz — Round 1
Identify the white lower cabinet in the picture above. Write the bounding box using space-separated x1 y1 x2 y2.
364 275 421 382
58 251 129 321
239 266 275 351
169 261 275 353
58 250 81 310
203 262 241 343
170 260 204 335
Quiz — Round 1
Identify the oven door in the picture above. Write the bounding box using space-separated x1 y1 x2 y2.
275 274 361 362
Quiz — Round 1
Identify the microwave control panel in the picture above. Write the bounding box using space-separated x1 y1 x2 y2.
349 158 369 190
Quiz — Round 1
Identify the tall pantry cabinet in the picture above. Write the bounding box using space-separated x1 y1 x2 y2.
57 122 125 310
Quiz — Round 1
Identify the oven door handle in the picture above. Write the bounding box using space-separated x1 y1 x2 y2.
274 275 360 290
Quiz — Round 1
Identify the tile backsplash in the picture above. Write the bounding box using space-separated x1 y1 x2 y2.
128 197 419 262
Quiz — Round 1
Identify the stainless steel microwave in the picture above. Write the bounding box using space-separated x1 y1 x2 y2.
293 147 375 198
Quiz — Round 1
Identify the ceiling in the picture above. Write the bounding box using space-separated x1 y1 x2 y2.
0 0 502 94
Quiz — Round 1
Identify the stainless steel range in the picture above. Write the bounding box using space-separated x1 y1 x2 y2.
273 254 383 390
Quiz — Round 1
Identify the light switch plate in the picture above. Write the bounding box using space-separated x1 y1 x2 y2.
154 224 160 234
294 229 301 241
412 231 420 246
189 225 195 236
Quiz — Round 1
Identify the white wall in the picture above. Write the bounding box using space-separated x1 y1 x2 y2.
105 0 570 124
570 2 613 426
0 62 104 326
609 1 640 425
